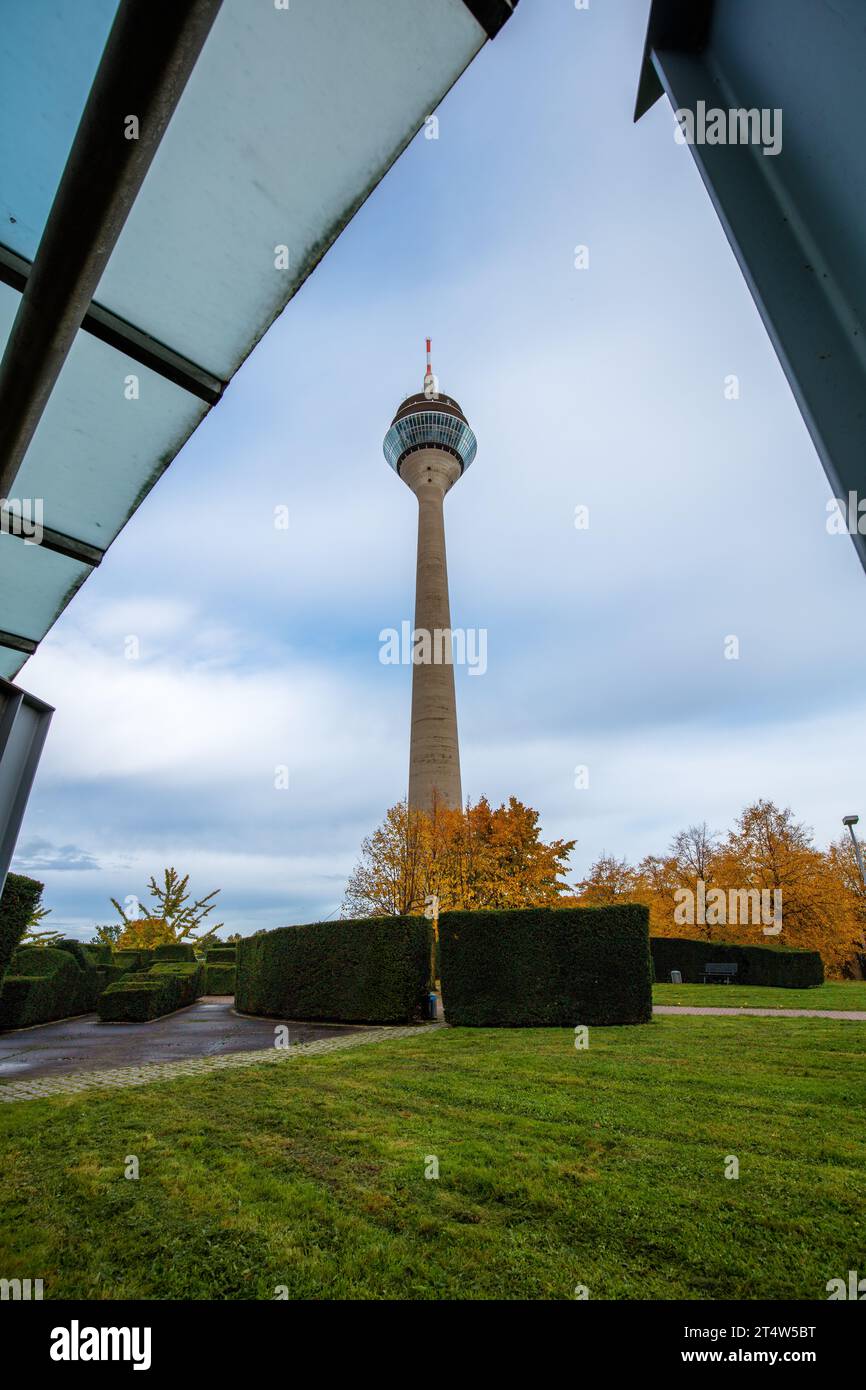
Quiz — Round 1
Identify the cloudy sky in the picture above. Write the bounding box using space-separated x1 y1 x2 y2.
11 0 866 938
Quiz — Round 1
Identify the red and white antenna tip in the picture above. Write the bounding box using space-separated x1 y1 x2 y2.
422 338 436 395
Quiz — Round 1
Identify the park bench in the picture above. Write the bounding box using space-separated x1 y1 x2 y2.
702 962 738 984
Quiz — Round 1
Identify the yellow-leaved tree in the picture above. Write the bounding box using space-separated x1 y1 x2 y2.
709 801 861 973
342 796 575 918
574 801 866 977
111 868 223 951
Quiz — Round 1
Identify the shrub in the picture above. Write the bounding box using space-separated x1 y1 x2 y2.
0 872 44 987
205 945 236 962
438 904 653 1027
151 943 196 962
650 937 824 988
236 917 431 1024
98 975 181 1023
83 943 113 965
98 961 202 1022
95 963 136 994
0 945 96 1029
148 961 202 1005
203 962 235 994
112 949 151 971
55 939 98 978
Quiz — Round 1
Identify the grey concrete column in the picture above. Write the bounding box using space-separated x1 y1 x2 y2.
400 450 463 812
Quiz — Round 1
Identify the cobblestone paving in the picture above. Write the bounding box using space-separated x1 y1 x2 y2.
0 1023 442 1104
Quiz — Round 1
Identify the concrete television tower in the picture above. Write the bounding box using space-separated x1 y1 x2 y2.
383 341 477 813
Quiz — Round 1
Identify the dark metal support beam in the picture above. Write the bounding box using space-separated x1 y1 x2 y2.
635 0 866 578
0 510 104 567
0 676 54 895
0 245 223 406
0 631 38 657
85 302 223 406
461 0 519 42
633 0 714 122
0 0 223 499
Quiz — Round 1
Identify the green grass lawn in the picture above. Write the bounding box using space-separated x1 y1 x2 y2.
653 981 866 1012
1 1016 864 1300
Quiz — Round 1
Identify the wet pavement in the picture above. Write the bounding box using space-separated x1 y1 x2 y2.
0 997 368 1083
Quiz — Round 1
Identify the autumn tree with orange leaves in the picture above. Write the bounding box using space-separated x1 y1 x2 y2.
575 800 866 977
342 796 575 918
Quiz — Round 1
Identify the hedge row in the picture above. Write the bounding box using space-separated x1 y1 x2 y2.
0 944 98 1030
98 961 203 1022
0 937 215 1031
651 937 824 988
0 872 44 988
95 963 136 993
152 943 197 961
235 917 430 1023
234 907 653 1028
203 962 235 994
83 943 113 965
112 949 151 971
438 904 653 1026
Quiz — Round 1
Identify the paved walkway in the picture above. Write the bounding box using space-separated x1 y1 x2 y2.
654 1005 866 1020
0 997 374 1084
0 1021 441 1103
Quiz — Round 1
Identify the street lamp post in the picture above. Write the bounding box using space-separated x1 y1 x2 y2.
843 815 866 888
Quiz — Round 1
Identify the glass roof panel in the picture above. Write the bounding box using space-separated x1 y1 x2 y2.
10 320 209 550
0 0 119 262
95 0 484 377
0 649 25 681
0 0 494 681
0 537 91 643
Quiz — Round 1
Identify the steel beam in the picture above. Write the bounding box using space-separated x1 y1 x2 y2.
0 677 54 895
635 0 866 576
461 1 519 41
0 243 223 408
0 511 103 567
0 632 38 657
0 0 223 499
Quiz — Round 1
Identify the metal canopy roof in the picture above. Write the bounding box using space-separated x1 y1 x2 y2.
635 0 866 577
0 0 518 679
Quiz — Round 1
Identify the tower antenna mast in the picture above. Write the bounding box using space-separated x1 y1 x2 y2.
423 337 436 396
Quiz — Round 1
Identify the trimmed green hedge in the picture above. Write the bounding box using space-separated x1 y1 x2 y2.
95 963 136 994
0 872 43 987
439 905 653 1027
203 962 235 994
83 943 113 965
55 939 97 974
149 961 202 1003
203 944 236 991
651 937 824 988
0 945 98 1029
98 961 203 1022
112 949 150 971
99 975 179 1023
205 945 236 962
236 917 431 1024
152 943 197 961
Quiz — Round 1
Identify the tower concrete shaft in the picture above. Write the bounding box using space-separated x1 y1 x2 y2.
402 450 462 812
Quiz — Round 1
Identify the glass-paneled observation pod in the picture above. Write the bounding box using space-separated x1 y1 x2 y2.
383 392 477 475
